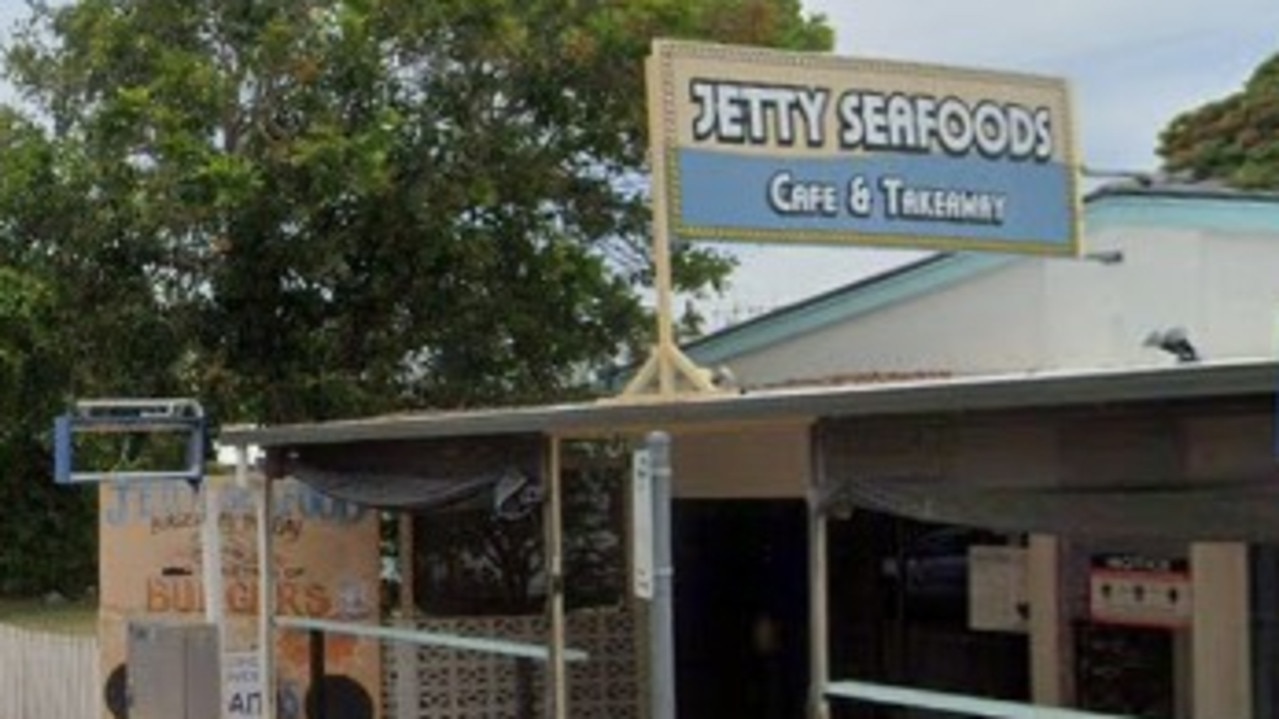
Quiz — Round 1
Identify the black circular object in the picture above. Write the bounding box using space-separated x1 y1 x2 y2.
305 674 373 719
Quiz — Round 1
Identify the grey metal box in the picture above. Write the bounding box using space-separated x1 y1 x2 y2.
127 620 221 719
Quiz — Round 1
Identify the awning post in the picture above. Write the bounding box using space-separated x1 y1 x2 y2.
309 628 327 719
257 473 276 719
544 436 568 719
394 512 419 719
808 427 831 719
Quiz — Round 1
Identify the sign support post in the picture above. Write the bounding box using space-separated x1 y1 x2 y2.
619 57 719 400
622 41 1081 400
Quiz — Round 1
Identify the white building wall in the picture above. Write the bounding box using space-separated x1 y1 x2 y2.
1038 224 1205 370
1039 224 1279 370
727 261 1049 383
1197 231 1279 357
724 223 1279 387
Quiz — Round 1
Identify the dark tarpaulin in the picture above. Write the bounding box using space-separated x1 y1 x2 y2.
822 475 1279 542
274 434 545 517
288 463 543 517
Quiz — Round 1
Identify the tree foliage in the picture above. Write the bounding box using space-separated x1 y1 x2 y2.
1159 52 1279 189
0 0 831 594
0 267 97 595
3 0 831 422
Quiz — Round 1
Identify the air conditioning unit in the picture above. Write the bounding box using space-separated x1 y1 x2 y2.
127 620 221 719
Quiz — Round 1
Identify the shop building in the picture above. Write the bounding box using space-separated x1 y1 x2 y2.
222 181 1279 719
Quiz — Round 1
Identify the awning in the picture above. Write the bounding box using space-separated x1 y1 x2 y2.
279 435 545 516
223 359 1279 448
221 359 1279 539
824 475 1279 542
289 463 542 516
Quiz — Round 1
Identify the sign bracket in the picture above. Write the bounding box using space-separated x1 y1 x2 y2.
617 56 723 401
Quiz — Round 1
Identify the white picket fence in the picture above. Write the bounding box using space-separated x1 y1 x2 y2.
0 624 99 719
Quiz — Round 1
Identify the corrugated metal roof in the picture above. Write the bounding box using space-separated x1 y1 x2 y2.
221 358 1279 448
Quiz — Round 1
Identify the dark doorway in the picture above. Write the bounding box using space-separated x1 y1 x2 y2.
828 511 1030 718
1253 545 1279 719
673 500 810 719
1075 623 1175 718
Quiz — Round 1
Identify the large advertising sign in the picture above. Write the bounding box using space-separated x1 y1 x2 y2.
648 40 1080 255
98 477 382 719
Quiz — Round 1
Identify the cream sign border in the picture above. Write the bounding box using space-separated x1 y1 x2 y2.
647 40 1083 256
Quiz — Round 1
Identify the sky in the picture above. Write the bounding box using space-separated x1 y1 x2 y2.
698 0 1279 327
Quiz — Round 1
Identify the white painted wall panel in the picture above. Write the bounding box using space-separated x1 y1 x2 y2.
729 261 1048 385
722 222 1279 388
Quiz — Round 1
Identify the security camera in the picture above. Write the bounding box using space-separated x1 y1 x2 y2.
711 365 738 391
1143 327 1200 363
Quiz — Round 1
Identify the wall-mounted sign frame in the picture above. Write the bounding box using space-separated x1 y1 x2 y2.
1088 554 1192 628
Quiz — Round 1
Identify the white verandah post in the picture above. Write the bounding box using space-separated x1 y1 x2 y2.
544 435 569 719
808 424 831 719
256 472 276 719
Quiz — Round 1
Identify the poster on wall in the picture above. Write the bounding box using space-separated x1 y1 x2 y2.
647 40 1080 256
968 545 1029 633
1088 553 1192 628
98 477 382 719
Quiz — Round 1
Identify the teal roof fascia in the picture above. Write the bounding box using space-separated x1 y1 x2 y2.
688 252 1015 365
1085 194 1279 234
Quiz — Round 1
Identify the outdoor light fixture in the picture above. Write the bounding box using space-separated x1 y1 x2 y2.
1083 250 1124 265
1144 327 1200 363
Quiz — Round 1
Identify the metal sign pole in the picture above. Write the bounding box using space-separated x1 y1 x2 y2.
201 476 225 626
200 474 226 716
647 431 676 719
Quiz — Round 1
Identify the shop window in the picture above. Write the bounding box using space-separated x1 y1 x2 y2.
880 521 1010 624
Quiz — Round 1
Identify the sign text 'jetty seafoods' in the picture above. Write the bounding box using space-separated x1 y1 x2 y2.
648 41 1080 255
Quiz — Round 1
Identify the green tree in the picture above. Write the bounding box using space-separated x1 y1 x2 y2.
3 0 833 425
0 109 181 595
1158 52 1279 189
0 0 831 595
0 267 97 595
